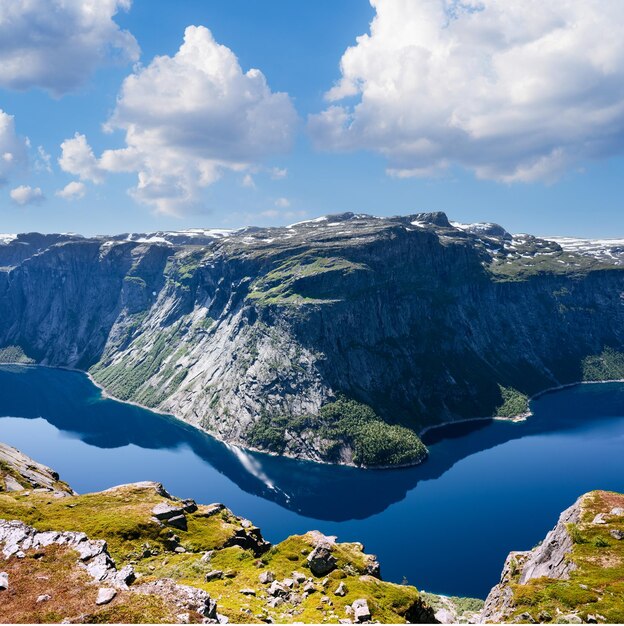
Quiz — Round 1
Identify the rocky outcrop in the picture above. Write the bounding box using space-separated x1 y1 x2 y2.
482 501 580 623
3 213 624 466
0 441 74 494
481 491 624 624
0 519 135 588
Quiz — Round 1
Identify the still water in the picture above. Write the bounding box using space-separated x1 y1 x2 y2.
0 364 623 599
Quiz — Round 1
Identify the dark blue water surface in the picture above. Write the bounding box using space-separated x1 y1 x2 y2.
1 365 624 599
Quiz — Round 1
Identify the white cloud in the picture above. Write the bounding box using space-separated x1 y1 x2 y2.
270 167 288 180
0 0 138 96
58 133 105 184
35 146 52 172
62 25 297 215
242 174 256 188
0 110 28 185
309 0 624 183
10 185 44 206
275 197 291 208
56 181 86 200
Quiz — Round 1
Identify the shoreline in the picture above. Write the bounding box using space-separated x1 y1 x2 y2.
2 360 624 470
0 360 425 471
419 378 624 440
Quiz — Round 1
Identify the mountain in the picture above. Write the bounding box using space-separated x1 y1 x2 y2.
1 212 624 467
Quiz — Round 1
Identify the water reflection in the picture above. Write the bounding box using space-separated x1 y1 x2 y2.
1 365 624 522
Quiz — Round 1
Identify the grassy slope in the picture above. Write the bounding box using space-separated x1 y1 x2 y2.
0 482 432 624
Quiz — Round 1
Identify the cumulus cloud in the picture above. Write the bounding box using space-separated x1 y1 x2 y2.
59 133 105 183
56 181 86 200
0 110 28 185
59 25 297 215
10 185 44 206
0 0 138 95
309 0 624 183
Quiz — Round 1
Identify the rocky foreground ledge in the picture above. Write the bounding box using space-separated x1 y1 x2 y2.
0 442 436 624
2 441 624 624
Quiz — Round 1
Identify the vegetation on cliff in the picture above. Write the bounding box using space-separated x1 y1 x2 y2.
247 396 428 467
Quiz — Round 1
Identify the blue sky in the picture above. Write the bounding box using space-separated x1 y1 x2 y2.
1 0 623 237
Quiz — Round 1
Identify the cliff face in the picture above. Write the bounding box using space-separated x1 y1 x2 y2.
1 214 624 466
482 491 624 624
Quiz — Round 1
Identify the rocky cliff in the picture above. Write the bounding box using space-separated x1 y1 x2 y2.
2 213 624 466
482 491 624 624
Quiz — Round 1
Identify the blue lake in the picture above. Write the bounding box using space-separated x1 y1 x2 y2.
0 364 623 599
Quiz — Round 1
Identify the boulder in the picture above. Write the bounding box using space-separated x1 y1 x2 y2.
259 570 275 584
592 513 607 525
307 545 337 577
610 529 624 540
167 515 188 531
352 599 371 623
611 507 624 516
334 582 347 597
152 502 186 521
205 570 224 581
96 588 117 606
240 588 256 596
268 581 287 597
292 571 306 583
0 572 8 590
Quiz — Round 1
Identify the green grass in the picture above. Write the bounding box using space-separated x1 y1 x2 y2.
0 480 434 625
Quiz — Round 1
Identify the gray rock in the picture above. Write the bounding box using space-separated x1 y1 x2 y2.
283 578 295 588
334 582 347 597
518 612 536 623
37 594 52 603
610 529 624 540
352 599 371 623
610 507 624 516
152 502 186 521
205 570 224 581
0 572 8 591
268 581 287 597
240 588 256 596
307 545 337 577
96 588 117 605
267 597 284 608
561 615 583 624
292 571 306 583
592 513 607 525
174 546 186 553
259 570 275 584
167 515 188 531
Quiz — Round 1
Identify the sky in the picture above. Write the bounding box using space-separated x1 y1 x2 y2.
1 0 624 237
